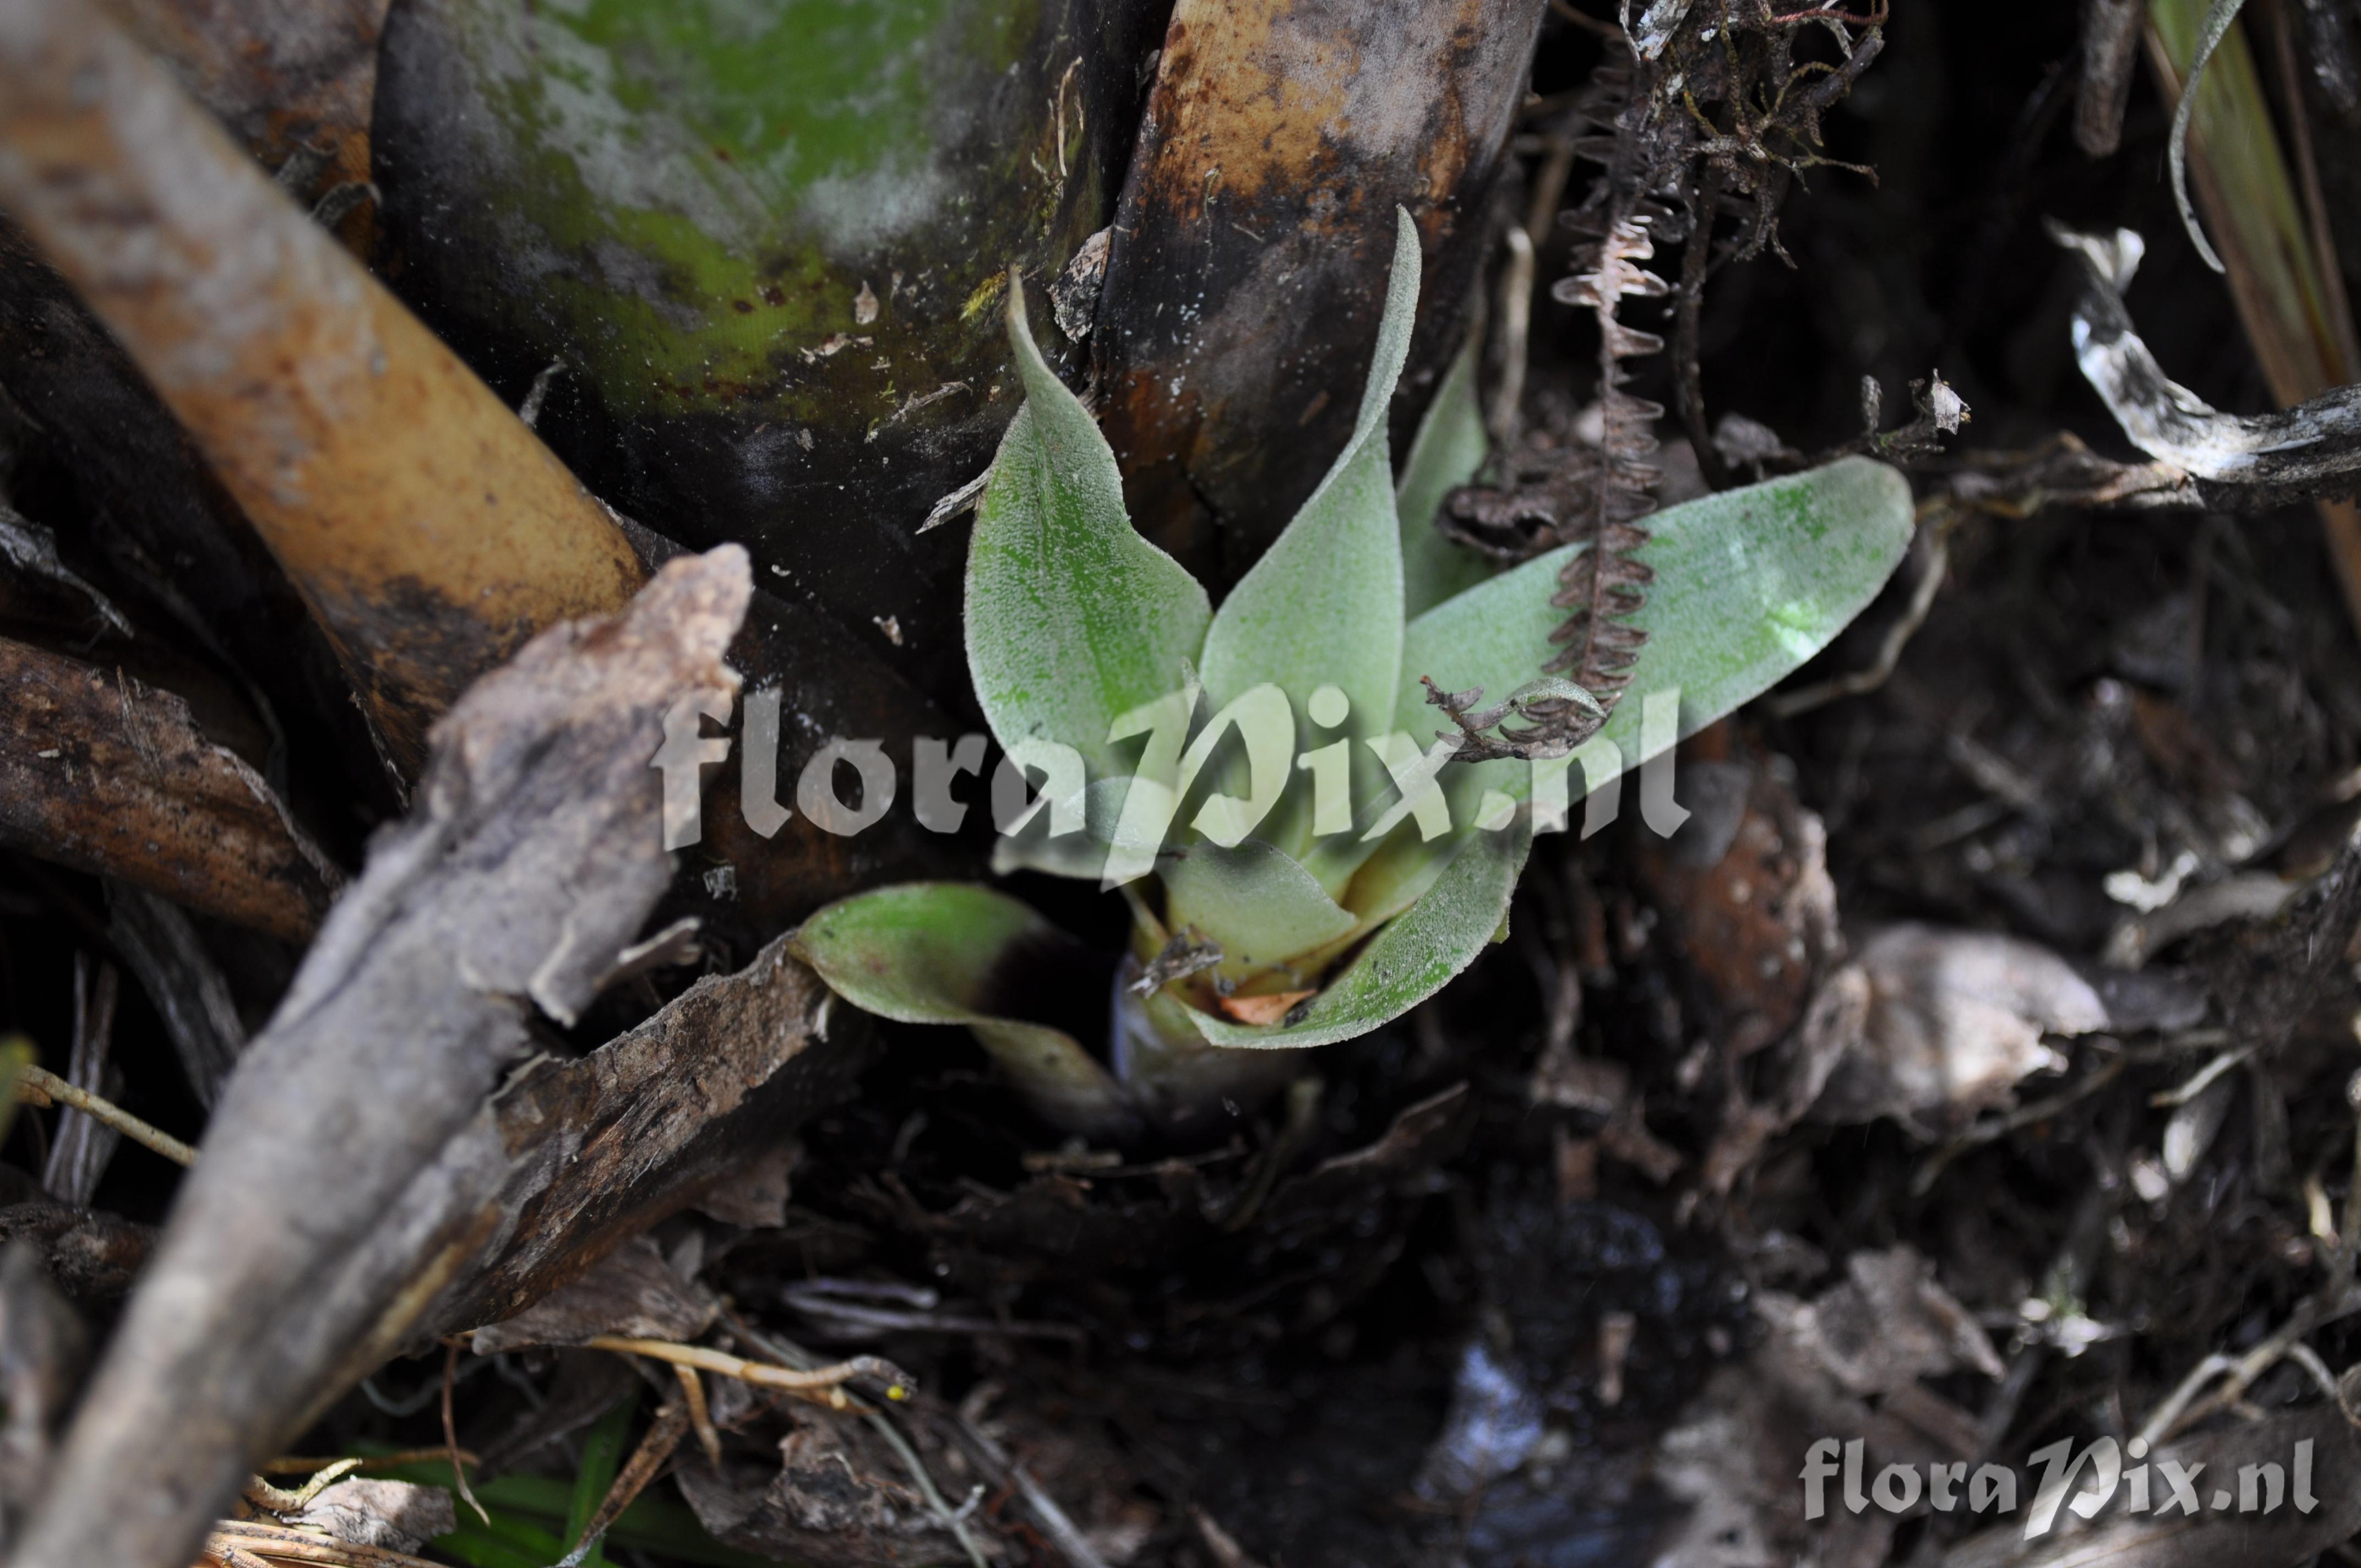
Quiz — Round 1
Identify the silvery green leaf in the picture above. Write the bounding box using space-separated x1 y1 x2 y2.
788 883 1135 1137
1400 456 1915 819
1397 328 1494 618
1199 208 1419 763
1189 816 1531 1049
966 281 1210 779
989 775 1136 880
1158 839 1357 976
1506 676 1604 718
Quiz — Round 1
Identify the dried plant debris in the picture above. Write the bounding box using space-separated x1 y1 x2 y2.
467 1235 718 1354
276 1479 455 1555
40 956 118 1210
1441 2 1887 754
102 883 249 1109
9 548 751 1568
1943 1404 2361 1568
2055 225 2361 509
0 501 129 639
0 635 342 943
675 1403 978 1568
1654 1248 2001 1568
1810 925 2105 1134
1638 752 1842 1059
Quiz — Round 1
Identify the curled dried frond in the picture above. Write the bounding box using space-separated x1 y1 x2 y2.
1438 4 1887 756
1132 927 1225 995
1423 675 1606 763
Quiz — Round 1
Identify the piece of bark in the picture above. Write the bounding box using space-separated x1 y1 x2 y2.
417 933 873 1339
0 635 340 943
1093 0 1542 583
0 219 393 830
9 547 748 1568
0 0 648 774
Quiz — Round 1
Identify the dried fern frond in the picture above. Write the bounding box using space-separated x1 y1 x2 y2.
1542 212 1668 739
1435 4 1889 761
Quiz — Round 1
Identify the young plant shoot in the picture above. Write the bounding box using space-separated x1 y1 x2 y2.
791 210 1914 1137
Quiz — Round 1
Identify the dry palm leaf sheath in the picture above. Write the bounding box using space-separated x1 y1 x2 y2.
7 3 2361 1568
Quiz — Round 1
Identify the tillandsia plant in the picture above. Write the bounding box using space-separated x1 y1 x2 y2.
790 211 1913 1141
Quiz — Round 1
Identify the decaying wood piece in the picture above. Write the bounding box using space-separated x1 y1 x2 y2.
0 635 340 943
1092 0 1542 581
9 548 748 1568
420 938 872 1338
0 221 390 824
0 0 646 774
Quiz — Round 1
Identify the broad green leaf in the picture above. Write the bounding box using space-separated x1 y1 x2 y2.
789 883 1135 1137
1399 456 1914 818
1158 839 1357 974
1397 328 1495 618
1189 816 1531 1049
1199 208 1419 769
989 774 1136 880
966 284 1210 778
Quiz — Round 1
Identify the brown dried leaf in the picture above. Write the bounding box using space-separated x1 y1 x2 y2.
676 1407 973 1568
1654 1247 1999 1568
1638 755 1842 1060
1812 925 2104 1133
467 1236 717 1355
282 1479 455 1556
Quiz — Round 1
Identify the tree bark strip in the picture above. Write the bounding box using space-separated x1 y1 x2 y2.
0 635 339 943
1092 0 1543 585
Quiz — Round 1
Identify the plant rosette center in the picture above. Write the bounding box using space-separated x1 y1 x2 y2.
788 209 1914 1140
